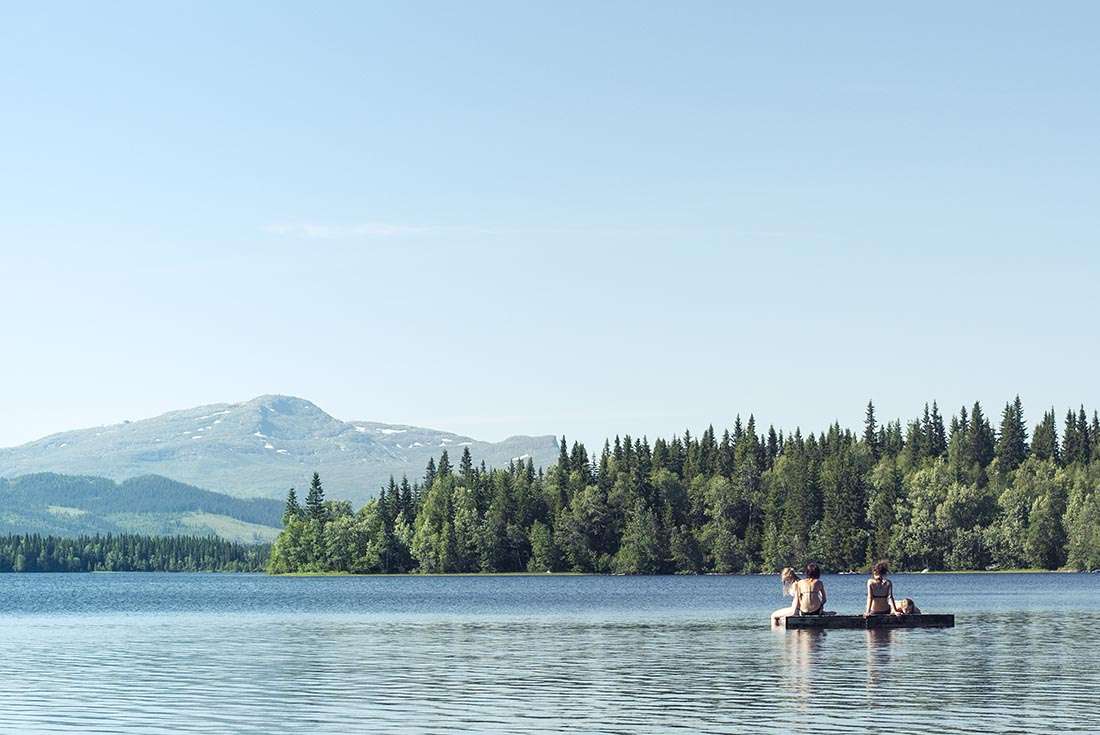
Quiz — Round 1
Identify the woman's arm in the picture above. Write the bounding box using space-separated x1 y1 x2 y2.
865 579 873 614
888 580 900 614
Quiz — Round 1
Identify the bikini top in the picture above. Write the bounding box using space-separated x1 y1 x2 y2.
796 579 823 613
870 578 892 598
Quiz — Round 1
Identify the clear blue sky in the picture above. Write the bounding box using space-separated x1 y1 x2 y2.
1 2 1098 448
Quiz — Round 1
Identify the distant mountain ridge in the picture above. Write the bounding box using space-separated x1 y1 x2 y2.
0 395 559 503
0 473 283 543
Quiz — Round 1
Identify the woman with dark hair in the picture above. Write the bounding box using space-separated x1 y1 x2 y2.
865 560 897 616
792 562 827 615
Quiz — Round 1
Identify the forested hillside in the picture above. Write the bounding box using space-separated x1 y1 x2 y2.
269 398 1100 574
0 473 283 542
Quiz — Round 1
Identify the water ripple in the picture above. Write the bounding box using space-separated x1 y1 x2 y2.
0 573 1097 733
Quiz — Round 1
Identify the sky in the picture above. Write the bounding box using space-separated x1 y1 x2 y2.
1 2 1098 449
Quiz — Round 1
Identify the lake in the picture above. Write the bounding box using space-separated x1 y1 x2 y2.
1 572 1097 733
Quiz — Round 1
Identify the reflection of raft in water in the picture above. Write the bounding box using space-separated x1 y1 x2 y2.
785 614 954 630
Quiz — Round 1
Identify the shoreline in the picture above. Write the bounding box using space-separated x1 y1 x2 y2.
269 568 1093 578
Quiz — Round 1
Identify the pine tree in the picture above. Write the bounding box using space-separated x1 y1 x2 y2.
718 430 734 476
383 476 400 524
968 402 996 469
438 450 452 477
569 440 590 480
1062 406 1093 465
928 402 947 457
423 457 437 490
399 475 414 522
905 419 925 461
1092 412 1100 461
460 446 474 483
996 396 1029 473
766 427 780 469
1031 409 1059 462
306 472 326 521
816 442 868 570
863 401 879 458
1080 407 1092 459
282 488 301 525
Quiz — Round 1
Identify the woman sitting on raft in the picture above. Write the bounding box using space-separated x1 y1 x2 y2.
771 567 801 624
865 560 898 616
793 563 827 615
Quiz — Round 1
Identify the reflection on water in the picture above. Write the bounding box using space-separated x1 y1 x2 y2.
0 573 1097 733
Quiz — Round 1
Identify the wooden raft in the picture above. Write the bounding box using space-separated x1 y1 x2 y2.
784 614 954 630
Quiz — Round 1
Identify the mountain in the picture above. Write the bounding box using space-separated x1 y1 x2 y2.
0 473 283 543
0 395 560 503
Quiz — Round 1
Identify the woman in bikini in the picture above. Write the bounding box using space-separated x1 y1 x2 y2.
865 560 898 616
771 567 801 625
792 562 827 615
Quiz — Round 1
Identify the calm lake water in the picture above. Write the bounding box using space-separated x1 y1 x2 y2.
1 572 1097 733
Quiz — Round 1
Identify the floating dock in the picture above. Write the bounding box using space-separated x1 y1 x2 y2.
785 614 954 630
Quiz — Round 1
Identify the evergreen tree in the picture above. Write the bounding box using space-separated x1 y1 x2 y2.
306 472 326 522
460 446 474 483
399 475 414 523
904 419 925 463
438 449 453 477
968 402 996 472
863 401 879 458
1093 412 1100 461
996 397 1029 473
423 457 437 490
1062 407 1092 465
815 441 869 570
283 488 301 525
1031 409 1059 462
1081 407 1093 460
766 427 780 469
928 402 947 457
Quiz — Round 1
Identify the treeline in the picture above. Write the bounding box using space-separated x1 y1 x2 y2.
0 473 284 527
268 398 1100 575
0 534 270 572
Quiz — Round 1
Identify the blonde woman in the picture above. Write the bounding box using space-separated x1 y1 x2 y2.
895 598 921 615
771 567 801 625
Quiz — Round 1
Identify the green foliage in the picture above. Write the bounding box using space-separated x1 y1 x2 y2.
1032 409 1059 462
815 438 870 570
995 396 1030 475
527 520 562 572
269 397 1100 575
283 488 302 525
305 473 326 522
866 456 903 561
1064 464 1100 570
0 533 268 572
0 473 284 536
614 501 665 574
